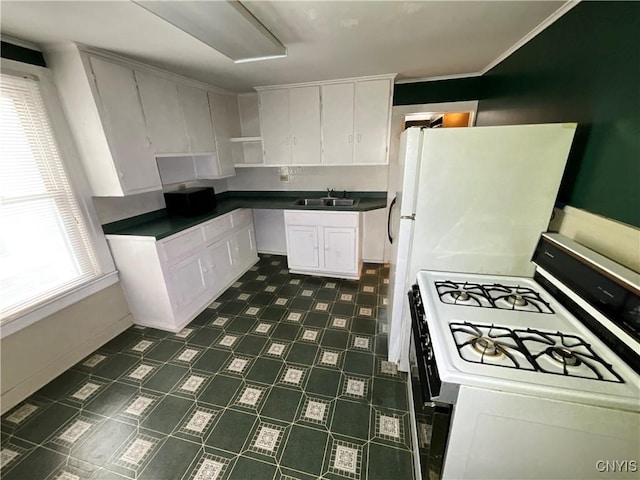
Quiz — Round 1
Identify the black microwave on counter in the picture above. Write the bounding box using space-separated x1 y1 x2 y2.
164 187 216 217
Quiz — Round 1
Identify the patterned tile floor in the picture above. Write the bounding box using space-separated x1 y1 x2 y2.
1 255 413 480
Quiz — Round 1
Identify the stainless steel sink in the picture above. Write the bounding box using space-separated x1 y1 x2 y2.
324 198 359 207
292 197 359 207
292 198 326 206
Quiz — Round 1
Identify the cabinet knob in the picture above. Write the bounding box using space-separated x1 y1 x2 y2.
357 133 362 143
348 134 353 144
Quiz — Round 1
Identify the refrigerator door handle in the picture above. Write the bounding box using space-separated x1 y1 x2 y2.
387 196 398 243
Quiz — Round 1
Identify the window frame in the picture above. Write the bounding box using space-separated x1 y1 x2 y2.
1 58 118 338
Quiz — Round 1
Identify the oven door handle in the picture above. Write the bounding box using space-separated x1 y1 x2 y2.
408 290 435 405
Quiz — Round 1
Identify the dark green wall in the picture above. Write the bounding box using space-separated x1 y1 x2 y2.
393 2 640 227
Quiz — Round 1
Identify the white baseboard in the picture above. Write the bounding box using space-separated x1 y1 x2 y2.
362 258 385 264
258 249 287 256
0 314 133 415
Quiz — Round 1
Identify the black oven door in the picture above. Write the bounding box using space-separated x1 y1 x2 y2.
408 288 452 480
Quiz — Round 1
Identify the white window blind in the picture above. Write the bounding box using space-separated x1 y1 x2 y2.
1 72 101 322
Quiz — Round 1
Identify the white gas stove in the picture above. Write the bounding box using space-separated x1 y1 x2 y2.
407 234 640 480
416 270 639 410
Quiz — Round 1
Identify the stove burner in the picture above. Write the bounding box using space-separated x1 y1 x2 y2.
506 294 528 307
452 290 470 302
470 336 503 357
548 347 580 367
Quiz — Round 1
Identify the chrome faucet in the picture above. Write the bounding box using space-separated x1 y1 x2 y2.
326 188 336 198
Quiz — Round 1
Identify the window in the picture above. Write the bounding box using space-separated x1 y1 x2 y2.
1 72 102 322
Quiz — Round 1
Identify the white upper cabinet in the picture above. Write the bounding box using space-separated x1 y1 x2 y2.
353 79 392 164
254 75 393 167
86 56 161 195
290 86 321 165
208 92 236 177
259 89 291 165
179 84 216 154
321 82 355 165
135 70 189 155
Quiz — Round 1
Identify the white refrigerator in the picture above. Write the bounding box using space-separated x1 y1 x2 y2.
387 123 577 371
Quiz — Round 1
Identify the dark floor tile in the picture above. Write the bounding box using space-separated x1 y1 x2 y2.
280 425 328 476
72 418 136 467
277 285 300 297
84 382 138 417
372 377 408 411
146 339 185 362
226 316 257 334
286 343 319 366
375 335 389 356
186 327 221 347
92 353 140 380
271 323 300 341
101 330 143 353
141 394 192 434
245 358 284 385
230 455 277 480
332 302 356 316
189 308 215 326
321 330 349 349
367 443 414 480
251 292 276 305
303 312 330 328
198 374 242 407
356 293 378 306
219 302 245 315
339 281 360 294
235 334 269 356
330 399 371 440
13 402 78 444
259 306 287 322
139 436 200 480
316 288 338 301
192 348 231 374
205 409 256 453
351 317 377 335
34 369 88 401
343 351 375 377
142 364 189 393
260 386 302 422
2 446 66 480
289 297 314 310
305 367 341 398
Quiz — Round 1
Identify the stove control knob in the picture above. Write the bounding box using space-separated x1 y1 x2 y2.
424 333 431 346
426 345 434 361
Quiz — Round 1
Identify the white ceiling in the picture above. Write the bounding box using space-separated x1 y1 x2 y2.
1 1 573 92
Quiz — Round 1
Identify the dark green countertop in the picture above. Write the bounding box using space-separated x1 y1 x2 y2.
102 191 387 239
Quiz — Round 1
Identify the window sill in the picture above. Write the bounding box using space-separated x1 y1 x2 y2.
0 271 120 339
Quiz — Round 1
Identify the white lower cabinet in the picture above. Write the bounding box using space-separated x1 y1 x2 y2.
284 211 362 279
106 209 258 332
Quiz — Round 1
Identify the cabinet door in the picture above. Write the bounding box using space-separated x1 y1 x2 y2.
167 252 209 312
134 70 189 154
323 227 357 274
290 86 321 165
354 79 391 164
179 84 216 153
286 225 320 270
321 83 354 164
259 89 291 165
89 57 161 193
233 223 258 270
208 92 235 177
206 237 235 292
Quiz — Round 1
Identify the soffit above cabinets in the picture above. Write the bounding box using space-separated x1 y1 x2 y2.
1 1 575 92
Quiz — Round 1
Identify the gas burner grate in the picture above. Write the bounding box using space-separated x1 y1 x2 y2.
435 281 554 314
513 329 624 383
447 323 624 383
449 322 535 370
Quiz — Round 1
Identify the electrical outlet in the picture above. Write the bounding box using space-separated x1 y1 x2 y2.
279 174 289 182
177 183 187 190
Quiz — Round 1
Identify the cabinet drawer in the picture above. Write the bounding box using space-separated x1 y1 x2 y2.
232 208 253 228
203 214 233 242
284 210 359 228
159 227 205 263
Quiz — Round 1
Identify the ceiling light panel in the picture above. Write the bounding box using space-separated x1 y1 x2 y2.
133 0 286 62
